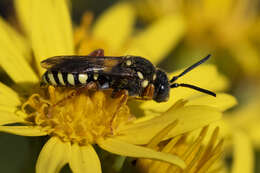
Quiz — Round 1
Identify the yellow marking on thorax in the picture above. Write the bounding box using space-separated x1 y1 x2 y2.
126 59 132 66
137 71 144 79
153 74 156 81
141 80 149 88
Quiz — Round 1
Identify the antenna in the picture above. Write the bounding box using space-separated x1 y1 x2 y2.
170 54 216 97
170 54 211 83
170 83 216 97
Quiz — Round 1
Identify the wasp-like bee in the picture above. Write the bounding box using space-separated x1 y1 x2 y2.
41 49 216 102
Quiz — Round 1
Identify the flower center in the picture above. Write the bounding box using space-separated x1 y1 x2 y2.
22 86 133 145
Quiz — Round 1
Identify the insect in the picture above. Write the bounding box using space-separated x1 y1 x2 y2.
41 49 216 102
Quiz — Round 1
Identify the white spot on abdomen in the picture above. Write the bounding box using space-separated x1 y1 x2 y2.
93 73 99 80
67 73 75 85
78 74 88 84
48 72 57 85
58 72 65 85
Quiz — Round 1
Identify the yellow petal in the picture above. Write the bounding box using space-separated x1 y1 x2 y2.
0 82 21 106
0 126 47 136
231 131 254 173
140 65 228 116
0 111 25 125
69 144 101 173
0 105 17 113
14 0 32 34
202 0 233 20
15 0 74 74
186 93 237 111
98 138 186 169
92 3 135 52
230 39 260 76
116 105 221 145
36 137 70 173
0 14 31 62
126 14 185 65
208 160 229 173
0 17 38 83
224 97 260 148
190 120 230 146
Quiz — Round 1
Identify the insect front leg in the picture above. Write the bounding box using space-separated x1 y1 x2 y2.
88 49 104 57
141 84 155 100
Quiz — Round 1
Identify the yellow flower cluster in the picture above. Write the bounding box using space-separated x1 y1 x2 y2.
131 0 258 172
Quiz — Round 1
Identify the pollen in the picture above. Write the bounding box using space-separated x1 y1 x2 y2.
22 86 133 145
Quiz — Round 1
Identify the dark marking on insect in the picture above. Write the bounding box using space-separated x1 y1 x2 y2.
40 49 216 102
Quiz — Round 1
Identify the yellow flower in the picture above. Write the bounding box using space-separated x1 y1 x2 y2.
74 2 185 65
129 1 257 171
216 91 259 173
136 117 254 173
73 1 235 117
198 120 255 173
136 125 225 173
0 1 236 173
132 0 260 76
227 94 260 148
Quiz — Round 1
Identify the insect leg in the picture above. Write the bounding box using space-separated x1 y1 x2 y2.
85 81 99 90
141 84 155 100
52 89 78 107
53 82 99 107
88 49 104 57
110 89 128 134
111 89 129 98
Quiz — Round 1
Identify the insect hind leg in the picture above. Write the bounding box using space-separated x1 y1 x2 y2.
52 89 78 107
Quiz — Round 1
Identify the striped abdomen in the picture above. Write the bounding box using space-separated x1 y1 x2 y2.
42 71 92 86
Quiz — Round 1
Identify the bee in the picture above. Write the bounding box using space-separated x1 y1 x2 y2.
41 49 216 102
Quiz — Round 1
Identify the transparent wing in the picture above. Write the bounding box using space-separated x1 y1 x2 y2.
41 56 133 77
